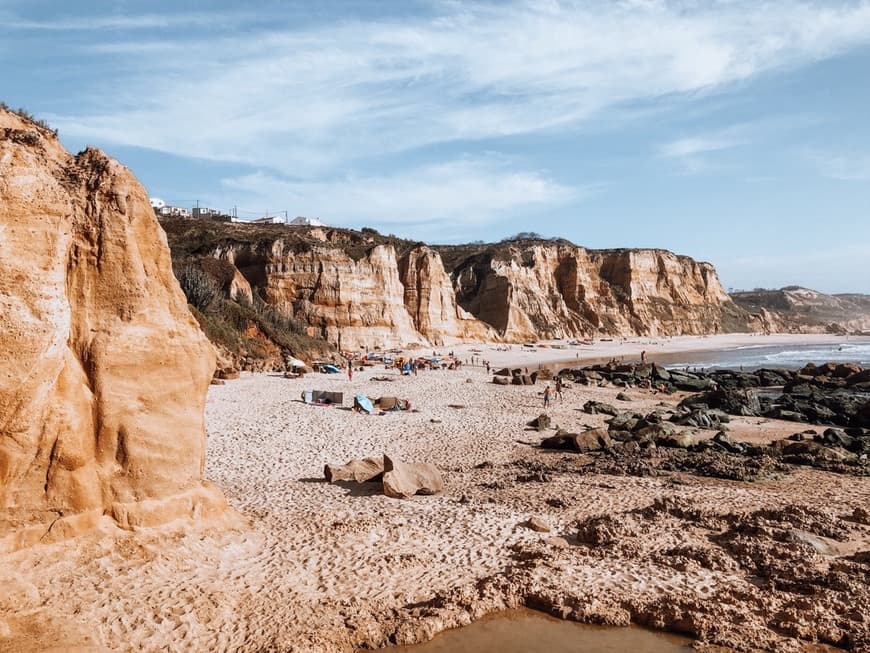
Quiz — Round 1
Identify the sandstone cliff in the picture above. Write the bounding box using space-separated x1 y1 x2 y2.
440 241 747 342
732 286 870 335
0 109 226 551
164 220 748 352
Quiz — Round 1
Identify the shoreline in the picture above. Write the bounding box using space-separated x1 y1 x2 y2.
437 332 869 371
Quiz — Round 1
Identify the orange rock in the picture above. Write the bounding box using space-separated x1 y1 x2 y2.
0 109 225 550
382 455 443 499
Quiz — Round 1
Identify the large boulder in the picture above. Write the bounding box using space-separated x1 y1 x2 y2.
324 457 385 483
0 110 225 551
541 428 611 453
382 455 443 499
583 400 619 416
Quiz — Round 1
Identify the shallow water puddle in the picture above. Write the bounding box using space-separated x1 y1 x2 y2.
377 608 693 652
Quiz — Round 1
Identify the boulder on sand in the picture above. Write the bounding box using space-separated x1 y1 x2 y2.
382 455 444 499
527 413 551 431
324 457 385 483
541 427 611 453
583 400 619 416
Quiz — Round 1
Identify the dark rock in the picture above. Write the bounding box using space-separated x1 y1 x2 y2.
672 408 730 429
541 427 611 453
527 413 551 431
608 412 642 433
615 392 633 402
583 400 619 416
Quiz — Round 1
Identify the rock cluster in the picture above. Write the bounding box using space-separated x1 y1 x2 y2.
0 108 226 551
560 362 870 429
323 455 443 499
538 363 870 478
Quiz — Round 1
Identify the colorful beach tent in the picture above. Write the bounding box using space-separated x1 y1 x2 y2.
321 364 341 374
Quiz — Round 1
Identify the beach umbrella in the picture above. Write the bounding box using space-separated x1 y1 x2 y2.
287 357 307 369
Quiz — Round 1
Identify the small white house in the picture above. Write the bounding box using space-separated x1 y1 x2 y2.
251 215 285 225
290 216 325 227
159 205 191 218
149 197 166 209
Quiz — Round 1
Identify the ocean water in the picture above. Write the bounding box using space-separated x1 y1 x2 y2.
663 339 870 371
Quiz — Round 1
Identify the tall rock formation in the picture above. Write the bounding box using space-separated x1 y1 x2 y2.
398 246 495 345
444 242 744 341
0 109 225 551
212 241 430 351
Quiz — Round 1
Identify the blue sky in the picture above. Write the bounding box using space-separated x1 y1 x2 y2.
2 0 869 293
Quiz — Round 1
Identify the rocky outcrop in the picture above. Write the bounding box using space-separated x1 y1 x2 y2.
0 109 226 551
444 242 746 341
398 246 494 345
731 286 870 335
212 241 428 351
165 223 752 350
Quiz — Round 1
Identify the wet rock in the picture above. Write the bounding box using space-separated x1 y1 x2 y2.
382 455 444 499
680 387 761 416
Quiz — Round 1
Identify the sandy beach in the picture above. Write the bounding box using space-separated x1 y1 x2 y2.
444 333 866 371
1 338 869 652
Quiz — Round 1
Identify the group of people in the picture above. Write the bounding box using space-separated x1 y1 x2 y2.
542 377 565 407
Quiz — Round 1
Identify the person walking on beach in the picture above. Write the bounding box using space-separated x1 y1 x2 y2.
543 385 552 408
347 360 353 381
641 350 647 364
555 377 564 402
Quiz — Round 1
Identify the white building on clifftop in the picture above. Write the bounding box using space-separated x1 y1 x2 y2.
289 216 325 227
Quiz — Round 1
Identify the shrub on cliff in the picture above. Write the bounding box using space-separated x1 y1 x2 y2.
176 263 219 311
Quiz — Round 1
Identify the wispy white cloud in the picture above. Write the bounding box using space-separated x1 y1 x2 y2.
40 0 870 175
658 114 824 173
216 158 577 226
3 12 248 31
659 134 745 159
810 153 870 181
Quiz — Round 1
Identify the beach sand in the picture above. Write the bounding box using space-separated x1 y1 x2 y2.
1 337 868 651
445 333 863 371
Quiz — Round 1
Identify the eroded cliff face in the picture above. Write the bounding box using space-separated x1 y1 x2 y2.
0 110 225 551
398 247 495 345
447 243 744 341
192 231 744 350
